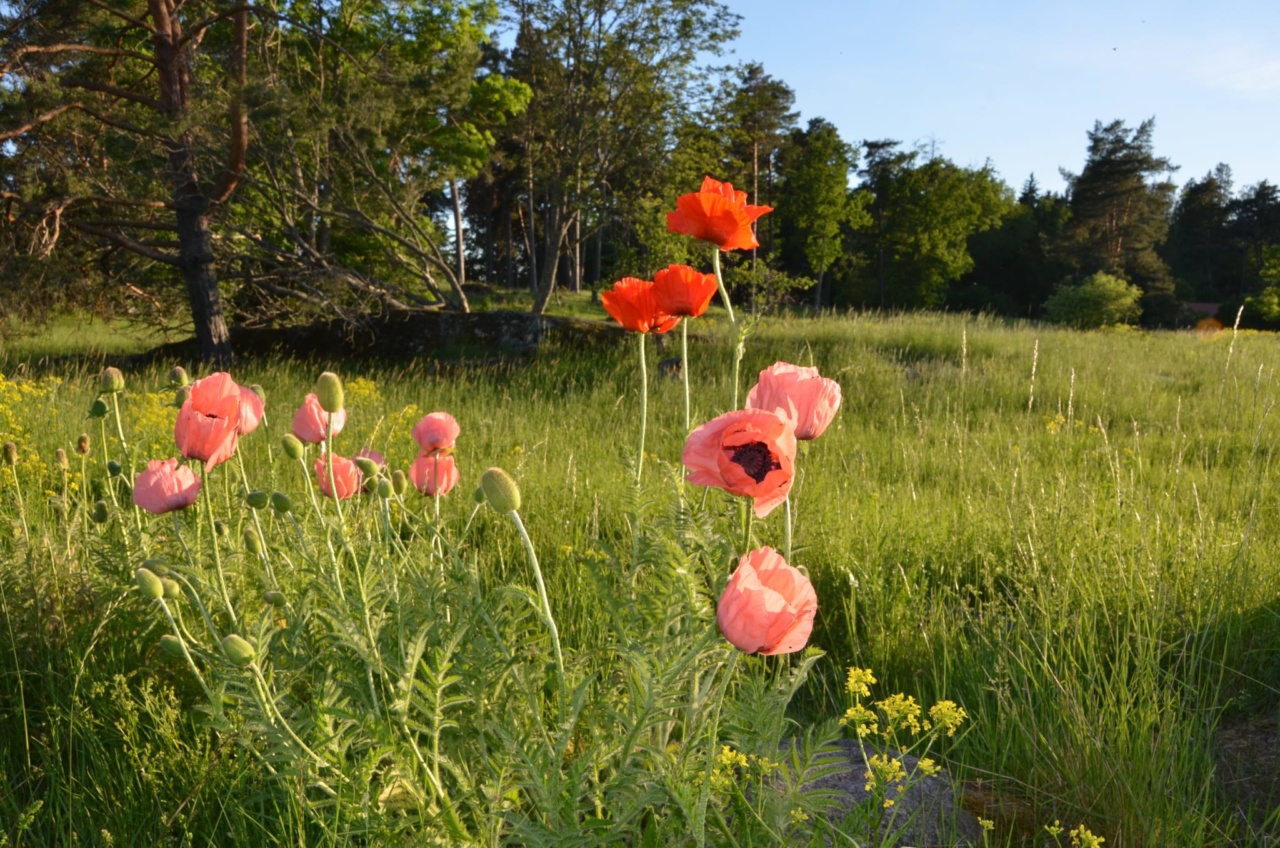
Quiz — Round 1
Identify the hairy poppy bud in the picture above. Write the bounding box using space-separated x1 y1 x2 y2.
2 442 16 468
135 567 164 600
99 366 125 395
314 372 344 415
391 469 408 496
215 520 229 539
77 433 90 455
281 434 304 461
107 459 122 478
243 527 263 556
54 448 68 470
221 634 256 667
472 486 486 504
88 398 109 419
168 366 190 387
173 386 191 409
264 590 286 608
480 467 521 513
245 490 270 510
162 578 182 600
141 557 169 576
159 634 186 659
376 478 393 498
354 456 379 478
270 491 292 514
91 500 109 524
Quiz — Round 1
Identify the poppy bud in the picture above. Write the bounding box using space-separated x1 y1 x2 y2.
77 433 91 455
270 491 292 514
135 567 164 600
243 527 263 556
314 372 344 414
472 486 486 504
245 490 270 509
173 386 191 409
91 500 109 524
168 366 190 387
281 434 305 461
159 634 186 659
264 590 287 608
391 469 408 496
54 448 68 470
354 456 379 478
376 478 393 498
215 520 229 539
221 634 256 667
479 467 521 513
88 398 109 419
2 442 16 467
141 557 169 576
363 475 379 493
99 366 125 395
162 578 182 600
249 384 266 402
107 459 122 478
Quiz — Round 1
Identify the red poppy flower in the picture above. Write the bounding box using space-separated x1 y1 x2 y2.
410 452 460 496
601 277 680 334
412 412 459 456
292 393 347 444
665 176 773 252
717 546 817 656
652 264 718 317
237 385 265 435
681 409 796 518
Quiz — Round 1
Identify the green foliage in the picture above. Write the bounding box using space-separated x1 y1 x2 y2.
1043 272 1143 328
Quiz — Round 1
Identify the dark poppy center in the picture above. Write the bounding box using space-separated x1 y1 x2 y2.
729 442 780 484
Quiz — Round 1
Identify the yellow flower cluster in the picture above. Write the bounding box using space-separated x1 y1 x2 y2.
344 376 382 408
845 666 876 698
706 746 782 794
863 753 906 806
0 373 63 477
928 701 968 737
126 391 179 448
877 693 922 735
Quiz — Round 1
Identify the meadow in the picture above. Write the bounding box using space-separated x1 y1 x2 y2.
1 309 1278 846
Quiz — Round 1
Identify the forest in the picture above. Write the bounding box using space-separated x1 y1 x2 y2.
2 0 1279 360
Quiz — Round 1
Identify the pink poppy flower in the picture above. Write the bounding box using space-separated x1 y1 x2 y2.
412 412 459 456
746 362 842 441
133 458 202 514
717 546 817 656
174 371 241 469
409 452 460 496
292 393 347 444
682 409 796 518
237 385 265 435
314 454 362 500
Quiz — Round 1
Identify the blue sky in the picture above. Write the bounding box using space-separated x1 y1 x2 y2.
724 0 1280 195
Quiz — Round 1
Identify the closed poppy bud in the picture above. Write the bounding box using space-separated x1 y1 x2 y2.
54 448 68 470
91 500 109 524
77 433 90 455
717 547 817 656
2 441 16 467
159 634 186 659
391 469 408 496
363 476 379 494
168 366 190 387
162 578 182 600
264 590 287 607
135 567 164 600
479 467 521 513
314 372 344 415
354 456 380 478
376 478 393 498
473 486 486 504
173 386 190 409
99 366 125 395
221 634 256 666
245 490 270 509
243 527 263 555
107 459 122 478
88 398 109 419
281 434 305 460
141 557 169 576
270 491 292 514
215 520 230 539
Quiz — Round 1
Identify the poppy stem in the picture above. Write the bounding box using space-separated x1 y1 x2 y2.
713 249 744 409
712 248 735 324
201 463 237 626
784 495 793 563
508 509 566 706
681 318 691 434
742 500 753 552
636 331 648 485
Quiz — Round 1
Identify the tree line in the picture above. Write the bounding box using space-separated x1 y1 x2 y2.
3 1 1278 361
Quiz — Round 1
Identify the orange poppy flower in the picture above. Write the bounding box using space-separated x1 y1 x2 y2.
652 264 718 317
665 176 773 252
601 277 680 334
681 409 796 518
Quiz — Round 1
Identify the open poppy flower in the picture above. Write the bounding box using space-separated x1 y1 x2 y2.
746 362 843 441
133 458 202 514
410 452 460 496
665 176 773 252
682 409 796 518
601 278 680 335
717 546 817 656
237 385 265 435
412 412 459 456
314 453 362 500
652 264 719 317
174 371 241 469
292 393 347 444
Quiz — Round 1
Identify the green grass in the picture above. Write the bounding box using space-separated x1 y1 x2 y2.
0 313 168 364
1 310 1278 845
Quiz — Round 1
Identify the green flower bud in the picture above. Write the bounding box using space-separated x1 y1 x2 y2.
376 478 393 499
221 634 256 667
174 386 191 409
167 366 190 387
245 490 270 509
472 486 486 504
159 634 187 659
264 590 287 608
76 433 90 455
161 578 182 600
2 442 16 468
54 448 69 470
363 475 379 493
99 366 125 395
88 398 109 419
91 500 109 524
354 456 379 478
281 434 305 461
135 567 164 600
141 557 170 576
391 469 408 496
270 491 293 514
249 384 266 402
314 371 345 414
215 520 230 539
243 527 263 556
479 467 521 513
106 459 122 478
